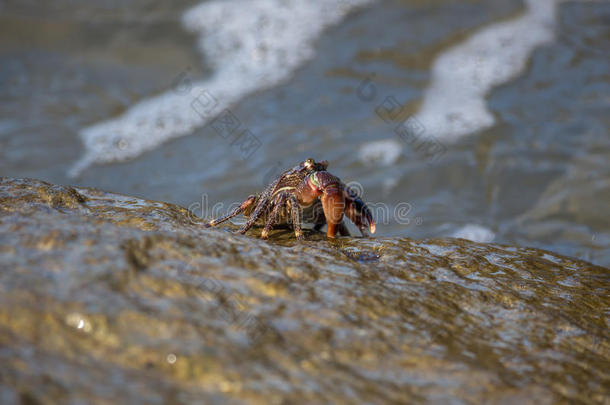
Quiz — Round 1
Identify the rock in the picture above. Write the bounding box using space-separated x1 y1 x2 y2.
0 177 608 404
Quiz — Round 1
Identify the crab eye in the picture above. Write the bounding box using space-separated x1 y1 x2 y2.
304 158 314 169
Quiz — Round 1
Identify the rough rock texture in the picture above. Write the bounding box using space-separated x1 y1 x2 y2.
0 177 608 404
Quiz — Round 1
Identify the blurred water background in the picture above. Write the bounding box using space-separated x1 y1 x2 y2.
1 0 609 265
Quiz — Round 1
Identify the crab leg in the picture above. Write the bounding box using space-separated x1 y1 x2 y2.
261 193 287 239
288 194 304 240
238 195 273 234
236 164 306 234
206 195 257 227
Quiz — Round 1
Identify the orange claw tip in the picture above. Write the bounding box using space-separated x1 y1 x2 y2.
370 222 376 234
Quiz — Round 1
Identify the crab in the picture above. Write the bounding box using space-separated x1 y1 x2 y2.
205 158 376 239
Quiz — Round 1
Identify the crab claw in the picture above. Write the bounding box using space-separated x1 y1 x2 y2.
321 186 345 238
298 171 345 238
344 186 376 236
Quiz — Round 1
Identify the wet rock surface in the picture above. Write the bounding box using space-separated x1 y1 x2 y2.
0 177 608 404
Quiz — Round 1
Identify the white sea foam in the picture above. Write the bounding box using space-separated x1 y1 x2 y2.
360 0 563 166
411 0 559 142
452 224 495 243
358 139 403 166
69 0 374 177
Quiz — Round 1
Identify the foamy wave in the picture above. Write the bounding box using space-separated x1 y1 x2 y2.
358 139 403 166
411 0 559 142
452 225 495 243
69 0 374 177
